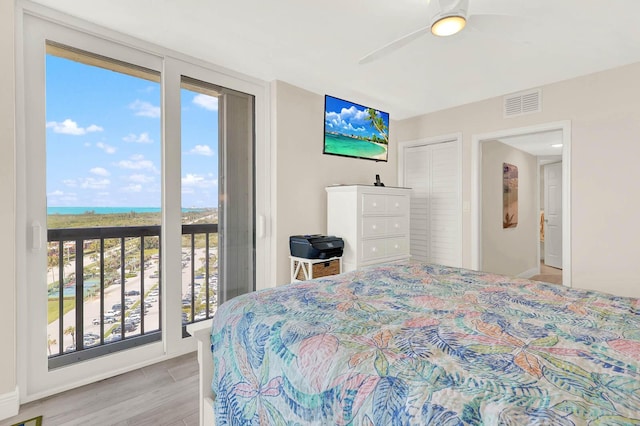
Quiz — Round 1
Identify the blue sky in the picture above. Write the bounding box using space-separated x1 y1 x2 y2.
45 54 219 209
324 95 389 139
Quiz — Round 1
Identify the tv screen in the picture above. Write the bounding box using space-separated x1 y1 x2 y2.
323 95 389 162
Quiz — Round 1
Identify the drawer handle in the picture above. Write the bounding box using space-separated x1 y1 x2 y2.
395 202 400 208
372 202 377 207
372 224 377 230
371 247 377 252
394 223 399 228
394 244 399 249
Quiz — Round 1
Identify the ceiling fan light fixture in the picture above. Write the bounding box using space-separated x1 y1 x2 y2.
431 15 466 36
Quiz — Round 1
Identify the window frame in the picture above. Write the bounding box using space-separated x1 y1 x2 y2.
16 6 273 402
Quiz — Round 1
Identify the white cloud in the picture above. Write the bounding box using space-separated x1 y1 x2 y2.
86 124 103 133
46 119 103 135
63 179 78 188
193 94 218 111
340 106 369 123
344 122 365 133
123 132 153 144
325 110 367 134
80 177 110 189
47 190 77 203
129 100 160 118
188 145 214 156
129 174 154 183
116 156 155 171
96 142 117 154
182 173 217 189
90 167 110 177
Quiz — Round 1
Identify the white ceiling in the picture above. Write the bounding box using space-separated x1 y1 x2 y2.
29 0 640 120
497 130 563 157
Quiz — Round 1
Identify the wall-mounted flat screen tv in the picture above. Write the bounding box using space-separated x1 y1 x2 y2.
323 95 389 162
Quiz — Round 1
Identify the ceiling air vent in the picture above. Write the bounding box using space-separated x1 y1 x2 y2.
503 89 542 118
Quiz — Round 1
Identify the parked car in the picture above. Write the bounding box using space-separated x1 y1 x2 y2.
104 334 121 343
112 322 136 334
125 289 140 296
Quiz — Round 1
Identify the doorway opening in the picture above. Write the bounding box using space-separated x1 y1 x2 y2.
471 121 571 287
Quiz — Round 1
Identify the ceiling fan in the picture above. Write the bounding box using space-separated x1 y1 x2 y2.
359 0 505 64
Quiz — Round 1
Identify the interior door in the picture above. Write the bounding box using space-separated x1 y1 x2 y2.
403 141 461 266
544 162 562 268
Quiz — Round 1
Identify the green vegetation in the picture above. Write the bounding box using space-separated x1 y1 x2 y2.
47 208 217 229
366 108 389 144
48 298 76 324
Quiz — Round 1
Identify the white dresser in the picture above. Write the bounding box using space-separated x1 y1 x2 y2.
326 185 411 272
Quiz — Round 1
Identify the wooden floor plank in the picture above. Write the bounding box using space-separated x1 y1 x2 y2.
3 353 199 426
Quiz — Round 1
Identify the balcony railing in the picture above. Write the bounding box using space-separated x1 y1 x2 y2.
47 223 218 368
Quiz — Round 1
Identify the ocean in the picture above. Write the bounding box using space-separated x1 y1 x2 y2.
324 133 387 159
47 207 212 215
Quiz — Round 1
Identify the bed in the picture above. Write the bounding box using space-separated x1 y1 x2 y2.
191 261 640 425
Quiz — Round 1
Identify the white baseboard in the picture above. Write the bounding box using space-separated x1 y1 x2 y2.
518 267 539 279
0 386 19 421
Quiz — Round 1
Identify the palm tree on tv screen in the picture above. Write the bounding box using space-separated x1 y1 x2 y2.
366 108 388 144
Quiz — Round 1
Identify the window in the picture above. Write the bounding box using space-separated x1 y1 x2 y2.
180 77 220 325
44 43 163 367
20 12 268 399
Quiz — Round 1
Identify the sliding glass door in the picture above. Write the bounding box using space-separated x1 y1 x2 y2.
19 12 265 401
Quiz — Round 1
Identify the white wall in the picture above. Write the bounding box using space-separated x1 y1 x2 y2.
396 61 640 298
0 0 18 417
272 81 398 286
481 141 538 277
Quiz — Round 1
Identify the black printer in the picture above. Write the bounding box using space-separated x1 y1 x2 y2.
290 234 344 259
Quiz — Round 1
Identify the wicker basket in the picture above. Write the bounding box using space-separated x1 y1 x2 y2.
295 259 341 280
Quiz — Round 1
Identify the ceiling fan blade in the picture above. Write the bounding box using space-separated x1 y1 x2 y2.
359 25 431 65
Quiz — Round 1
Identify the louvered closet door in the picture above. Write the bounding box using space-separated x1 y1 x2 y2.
403 142 461 266
404 146 430 262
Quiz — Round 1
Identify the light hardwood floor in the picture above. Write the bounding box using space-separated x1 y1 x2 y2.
2 352 199 426
530 261 563 285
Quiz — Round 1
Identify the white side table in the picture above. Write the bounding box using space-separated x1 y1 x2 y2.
290 256 343 282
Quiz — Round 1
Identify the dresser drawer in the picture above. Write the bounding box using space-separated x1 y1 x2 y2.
386 195 409 215
386 216 408 235
362 217 387 237
361 239 386 261
386 237 409 257
362 194 387 214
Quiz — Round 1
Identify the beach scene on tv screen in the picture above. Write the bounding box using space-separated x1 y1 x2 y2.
324 96 389 161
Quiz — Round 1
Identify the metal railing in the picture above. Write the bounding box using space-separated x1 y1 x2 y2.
47 223 217 368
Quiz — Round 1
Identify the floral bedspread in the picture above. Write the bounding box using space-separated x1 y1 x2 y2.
210 262 640 425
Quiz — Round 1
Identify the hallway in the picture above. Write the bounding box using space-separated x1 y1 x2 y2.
530 261 562 285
